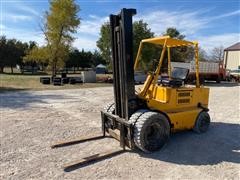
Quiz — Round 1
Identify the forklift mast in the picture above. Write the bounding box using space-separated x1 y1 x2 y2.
110 8 137 120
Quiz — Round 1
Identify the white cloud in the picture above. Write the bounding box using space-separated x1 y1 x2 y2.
198 33 240 52
74 10 240 52
7 14 33 22
3 3 40 23
2 7 239 53
77 15 108 36
75 9 239 44
0 24 5 29
73 36 97 51
135 10 206 35
210 9 240 20
135 9 240 36
0 24 6 35
3 25 45 45
17 5 40 16
72 14 109 51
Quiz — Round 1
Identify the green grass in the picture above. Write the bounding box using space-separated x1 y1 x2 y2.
0 74 112 92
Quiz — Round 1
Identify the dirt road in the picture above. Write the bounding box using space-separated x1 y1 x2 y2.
1 83 239 179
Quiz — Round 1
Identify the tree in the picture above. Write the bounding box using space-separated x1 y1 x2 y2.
25 0 80 76
0 36 8 73
133 20 155 71
28 41 37 49
8 39 28 73
163 27 191 63
0 36 29 73
24 46 49 64
78 49 92 68
97 20 155 70
91 50 106 67
164 27 185 39
211 46 224 61
66 48 79 72
66 49 98 71
96 22 111 67
66 49 106 71
198 47 209 61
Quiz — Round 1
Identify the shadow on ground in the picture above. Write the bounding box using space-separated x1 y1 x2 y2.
0 87 27 92
139 122 240 165
204 81 239 87
1 72 48 76
0 90 67 109
62 122 240 172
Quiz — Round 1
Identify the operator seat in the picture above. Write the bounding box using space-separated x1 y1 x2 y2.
159 67 189 88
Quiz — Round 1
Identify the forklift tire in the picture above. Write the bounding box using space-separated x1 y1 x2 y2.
193 111 210 133
200 77 205 85
103 102 115 114
129 110 170 153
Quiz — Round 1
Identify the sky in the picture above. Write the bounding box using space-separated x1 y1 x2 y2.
0 0 240 54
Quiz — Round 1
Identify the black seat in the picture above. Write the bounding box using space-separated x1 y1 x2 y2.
159 67 189 88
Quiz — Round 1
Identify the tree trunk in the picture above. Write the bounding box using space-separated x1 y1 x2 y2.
54 64 57 76
52 61 57 77
0 66 4 73
52 66 55 77
11 65 13 74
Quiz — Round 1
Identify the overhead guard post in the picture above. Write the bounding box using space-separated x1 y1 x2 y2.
194 42 200 87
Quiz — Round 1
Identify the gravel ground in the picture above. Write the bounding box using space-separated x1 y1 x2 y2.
0 83 240 179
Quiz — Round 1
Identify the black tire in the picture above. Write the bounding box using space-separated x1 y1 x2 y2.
103 102 115 114
216 77 221 83
129 110 170 153
193 111 210 133
200 76 205 85
230 76 236 83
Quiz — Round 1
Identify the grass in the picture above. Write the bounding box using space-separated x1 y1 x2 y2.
0 74 112 92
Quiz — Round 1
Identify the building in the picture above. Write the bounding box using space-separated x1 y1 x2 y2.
95 64 107 74
224 42 240 70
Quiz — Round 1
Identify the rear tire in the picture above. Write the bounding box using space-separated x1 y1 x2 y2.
129 110 170 153
216 77 221 83
230 76 236 83
200 76 205 85
193 111 210 133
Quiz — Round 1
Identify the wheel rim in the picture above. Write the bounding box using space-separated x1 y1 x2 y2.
144 122 166 151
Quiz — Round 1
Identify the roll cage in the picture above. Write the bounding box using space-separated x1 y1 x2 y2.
134 36 200 87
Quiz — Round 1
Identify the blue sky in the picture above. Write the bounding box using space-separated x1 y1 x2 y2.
1 0 240 53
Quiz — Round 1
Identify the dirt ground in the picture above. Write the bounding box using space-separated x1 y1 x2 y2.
1 83 239 179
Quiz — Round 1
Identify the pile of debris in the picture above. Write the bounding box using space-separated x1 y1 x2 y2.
40 71 96 86
40 73 83 86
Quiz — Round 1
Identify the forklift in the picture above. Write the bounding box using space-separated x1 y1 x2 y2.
52 8 210 170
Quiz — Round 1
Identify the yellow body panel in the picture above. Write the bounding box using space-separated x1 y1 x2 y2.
168 109 202 132
144 84 209 111
138 82 209 132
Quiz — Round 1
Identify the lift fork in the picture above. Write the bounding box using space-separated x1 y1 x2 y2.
51 134 127 171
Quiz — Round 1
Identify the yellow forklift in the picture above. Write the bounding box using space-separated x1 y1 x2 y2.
52 8 210 170
130 36 210 152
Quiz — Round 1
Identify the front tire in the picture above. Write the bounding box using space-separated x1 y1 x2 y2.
129 110 170 153
103 102 115 114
